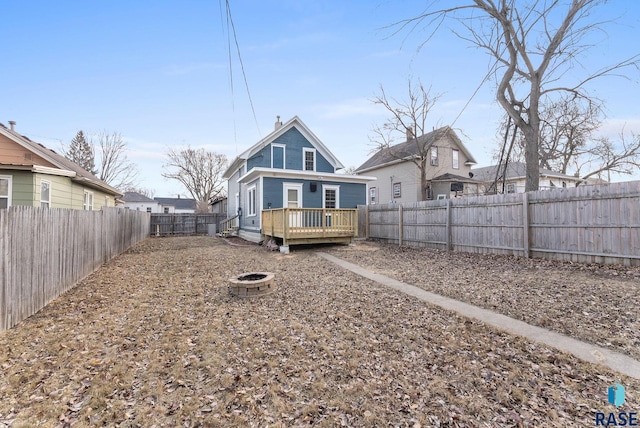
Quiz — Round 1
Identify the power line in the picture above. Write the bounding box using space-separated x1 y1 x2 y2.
223 0 261 145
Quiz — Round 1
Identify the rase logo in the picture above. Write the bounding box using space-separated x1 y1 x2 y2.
595 383 637 426
610 384 626 408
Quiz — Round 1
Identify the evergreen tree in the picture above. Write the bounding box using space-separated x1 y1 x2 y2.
66 130 97 175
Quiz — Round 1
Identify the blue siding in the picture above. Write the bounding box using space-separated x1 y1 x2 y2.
247 146 271 170
262 177 365 209
272 127 334 173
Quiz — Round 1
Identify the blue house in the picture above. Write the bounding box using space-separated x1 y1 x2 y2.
222 116 374 251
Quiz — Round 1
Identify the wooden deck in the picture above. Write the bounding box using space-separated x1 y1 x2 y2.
261 208 358 246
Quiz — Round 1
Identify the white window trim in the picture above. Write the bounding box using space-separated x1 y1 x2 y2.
283 182 303 208
303 148 316 172
40 179 51 208
430 146 438 166
506 183 517 194
437 194 447 200
271 143 286 169
247 185 257 217
322 185 340 209
83 190 94 211
452 149 460 169
0 175 12 209
393 182 401 198
369 187 377 205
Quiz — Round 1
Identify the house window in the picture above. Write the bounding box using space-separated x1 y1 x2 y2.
164 207 170 214
40 180 51 208
506 183 516 194
430 146 438 166
303 148 316 171
271 144 285 169
83 190 94 211
452 149 459 169
322 185 340 209
437 194 447 200
393 182 401 198
247 186 257 216
369 187 377 205
0 176 12 209
146 207 152 213
562 181 567 188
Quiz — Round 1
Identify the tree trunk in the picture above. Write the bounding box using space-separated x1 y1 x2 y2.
420 158 428 201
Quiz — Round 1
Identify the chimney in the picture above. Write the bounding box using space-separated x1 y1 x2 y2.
274 115 283 130
8 121 16 131
406 126 414 141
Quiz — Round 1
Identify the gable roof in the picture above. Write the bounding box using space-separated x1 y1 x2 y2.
0 122 122 197
355 126 477 173
122 191 155 203
153 197 196 210
223 116 344 179
472 162 581 182
432 172 478 183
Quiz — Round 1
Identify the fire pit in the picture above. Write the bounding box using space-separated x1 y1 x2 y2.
229 272 275 297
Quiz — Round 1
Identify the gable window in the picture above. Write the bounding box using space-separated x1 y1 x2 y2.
393 182 401 198
303 148 316 171
0 176 12 209
452 149 459 169
40 180 51 208
271 144 285 169
247 185 257 216
83 190 94 211
322 185 340 209
369 187 377 205
430 146 438 166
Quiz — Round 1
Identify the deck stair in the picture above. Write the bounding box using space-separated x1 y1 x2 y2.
219 215 240 237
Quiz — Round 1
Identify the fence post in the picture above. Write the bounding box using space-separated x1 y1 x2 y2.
398 204 403 246
522 193 530 258
446 199 452 252
365 205 369 239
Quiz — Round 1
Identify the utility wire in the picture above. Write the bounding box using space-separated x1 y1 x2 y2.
224 0 261 140
221 0 237 152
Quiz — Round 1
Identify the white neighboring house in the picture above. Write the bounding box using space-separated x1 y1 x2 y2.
472 162 586 194
120 191 168 213
355 126 478 203
153 196 196 214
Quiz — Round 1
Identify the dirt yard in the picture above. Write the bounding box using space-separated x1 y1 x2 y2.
0 236 638 427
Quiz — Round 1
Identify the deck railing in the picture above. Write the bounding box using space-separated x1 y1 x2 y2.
262 208 358 243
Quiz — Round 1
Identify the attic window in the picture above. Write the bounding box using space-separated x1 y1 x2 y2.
452 149 459 169
430 146 438 166
24 153 32 161
303 148 316 171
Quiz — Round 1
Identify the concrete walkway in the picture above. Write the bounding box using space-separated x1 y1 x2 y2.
316 252 640 380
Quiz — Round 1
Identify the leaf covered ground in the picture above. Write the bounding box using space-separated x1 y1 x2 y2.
0 237 638 427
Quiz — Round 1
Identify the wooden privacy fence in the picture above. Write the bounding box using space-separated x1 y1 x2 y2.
0 206 150 331
150 213 226 236
360 180 640 266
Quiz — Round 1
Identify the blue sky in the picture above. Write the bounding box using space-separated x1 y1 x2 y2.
1 1 639 197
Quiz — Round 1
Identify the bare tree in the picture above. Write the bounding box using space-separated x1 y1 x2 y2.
162 146 228 206
393 0 639 191
496 96 640 182
96 131 139 191
578 131 640 182
370 80 443 201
